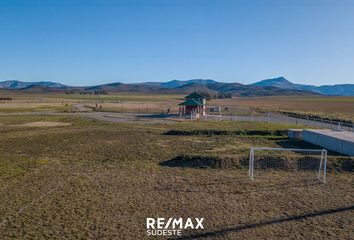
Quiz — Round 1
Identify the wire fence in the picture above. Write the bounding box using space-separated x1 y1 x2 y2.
74 100 354 132
200 112 354 132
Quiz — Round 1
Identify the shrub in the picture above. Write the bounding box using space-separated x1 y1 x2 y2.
164 129 287 136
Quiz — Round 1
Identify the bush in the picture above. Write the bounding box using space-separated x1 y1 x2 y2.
164 129 287 136
160 154 249 169
328 156 354 172
160 154 354 172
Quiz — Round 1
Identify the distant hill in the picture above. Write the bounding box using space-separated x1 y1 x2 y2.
311 84 354 96
253 77 354 96
160 79 219 89
1 77 352 96
0 80 67 89
84 82 162 93
173 82 218 94
231 85 318 97
253 77 297 89
19 85 66 93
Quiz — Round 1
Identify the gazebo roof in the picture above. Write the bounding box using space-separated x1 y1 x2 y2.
185 92 206 99
178 98 203 106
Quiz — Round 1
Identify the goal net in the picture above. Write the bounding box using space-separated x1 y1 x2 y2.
249 147 327 183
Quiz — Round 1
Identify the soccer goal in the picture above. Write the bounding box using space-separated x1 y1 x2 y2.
249 147 327 183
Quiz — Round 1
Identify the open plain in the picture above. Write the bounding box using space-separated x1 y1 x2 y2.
0 94 353 239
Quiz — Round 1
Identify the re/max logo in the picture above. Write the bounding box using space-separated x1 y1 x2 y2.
146 218 204 236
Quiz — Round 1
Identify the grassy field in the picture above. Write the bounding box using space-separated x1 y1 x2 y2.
1 93 354 123
0 114 353 239
211 96 354 123
0 93 183 113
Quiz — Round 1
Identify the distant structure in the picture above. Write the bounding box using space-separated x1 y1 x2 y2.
0 97 12 101
288 129 354 156
178 92 206 118
208 106 222 112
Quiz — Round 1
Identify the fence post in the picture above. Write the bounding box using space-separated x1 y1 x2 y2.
336 122 342 131
249 147 254 181
268 112 271 123
323 150 327 183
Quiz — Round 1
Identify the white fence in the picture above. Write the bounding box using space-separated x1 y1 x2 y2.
202 112 354 132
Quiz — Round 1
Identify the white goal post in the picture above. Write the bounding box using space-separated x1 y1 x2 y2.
249 147 327 183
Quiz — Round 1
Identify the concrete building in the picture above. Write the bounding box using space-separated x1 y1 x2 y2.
303 129 354 156
287 129 303 139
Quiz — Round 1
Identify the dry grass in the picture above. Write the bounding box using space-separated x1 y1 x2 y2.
87 101 180 113
2 94 354 123
0 114 353 239
212 96 354 122
0 93 182 114
0 164 352 239
13 121 72 127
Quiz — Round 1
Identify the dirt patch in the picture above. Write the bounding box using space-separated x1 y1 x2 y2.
15 121 71 127
160 154 248 169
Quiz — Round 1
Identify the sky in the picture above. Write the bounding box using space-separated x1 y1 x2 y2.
0 0 354 86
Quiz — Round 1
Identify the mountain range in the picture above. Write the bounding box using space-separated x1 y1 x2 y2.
0 80 67 90
253 77 354 96
0 78 353 96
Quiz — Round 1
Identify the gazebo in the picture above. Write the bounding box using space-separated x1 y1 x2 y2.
178 92 206 117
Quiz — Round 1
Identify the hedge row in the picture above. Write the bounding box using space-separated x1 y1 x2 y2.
280 111 353 125
160 154 354 172
164 129 287 136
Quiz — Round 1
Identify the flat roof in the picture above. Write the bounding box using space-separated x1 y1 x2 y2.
288 129 303 132
304 129 354 143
